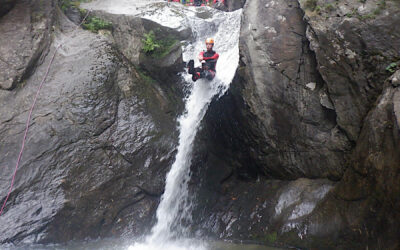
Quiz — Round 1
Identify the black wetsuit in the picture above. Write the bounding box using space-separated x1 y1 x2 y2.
188 49 219 81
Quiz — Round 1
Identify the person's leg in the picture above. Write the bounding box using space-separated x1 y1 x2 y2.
187 60 194 74
192 67 203 81
204 70 215 80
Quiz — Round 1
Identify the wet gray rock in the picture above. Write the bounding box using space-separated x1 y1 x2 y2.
212 0 351 180
295 81 400 250
1 0 398 249
190 92 337 248
190 155 335 244
0 0 55 90
390 69 400 87
92 12 187 67
82 9 186 96
0 8 182 244
226 0 246 11
64 6 82 25
299 0 400 141
190 0 400 249
0 0 17 17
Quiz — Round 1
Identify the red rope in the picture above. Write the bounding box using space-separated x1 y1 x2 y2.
0 10 91 216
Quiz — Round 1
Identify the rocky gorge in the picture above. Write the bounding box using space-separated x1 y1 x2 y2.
0 0 399 249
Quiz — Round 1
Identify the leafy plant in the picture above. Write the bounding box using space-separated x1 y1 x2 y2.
142 31 161 54
265 232 278 243
377 0 387 8
345 8 358 18
359 12 376 20
59 0 86 11
325 3 335 11
153 36 179 58
315 5 322 13
386 62 398 73
82 16 112 33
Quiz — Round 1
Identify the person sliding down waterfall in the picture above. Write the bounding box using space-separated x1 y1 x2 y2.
187 38 219 82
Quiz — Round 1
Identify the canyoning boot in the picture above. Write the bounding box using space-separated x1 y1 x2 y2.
192 72 201 81
187 60 194 74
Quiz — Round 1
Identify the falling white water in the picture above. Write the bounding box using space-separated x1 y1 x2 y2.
133 5 241 250
82 1 242 249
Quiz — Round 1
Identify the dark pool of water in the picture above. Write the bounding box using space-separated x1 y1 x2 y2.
2 238 286 250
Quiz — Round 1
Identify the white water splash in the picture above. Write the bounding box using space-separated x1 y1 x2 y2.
83 2 242 249
139 7 241 249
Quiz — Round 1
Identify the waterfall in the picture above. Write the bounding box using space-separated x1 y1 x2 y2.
124 3 242 250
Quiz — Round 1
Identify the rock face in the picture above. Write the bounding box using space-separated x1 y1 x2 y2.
189 0 400 249
0 0 17 17
99 12 186 83
0 0 55 90
312 81 400 249
0 3 184 244
226 0 246 11
295 1 400 248
92 10 187 111
299 0 400 142
189 0 349 244
214 0 352 180
1 0 399 248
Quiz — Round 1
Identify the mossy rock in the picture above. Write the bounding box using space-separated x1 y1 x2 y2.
82 16 112 33
142 30 179 59
138 19 183 83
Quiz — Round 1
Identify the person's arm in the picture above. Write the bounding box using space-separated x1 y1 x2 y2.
203 53 219 61
198 51 204 61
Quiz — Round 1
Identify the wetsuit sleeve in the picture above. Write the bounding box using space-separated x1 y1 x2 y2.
203 53 219 61
198 51 204 60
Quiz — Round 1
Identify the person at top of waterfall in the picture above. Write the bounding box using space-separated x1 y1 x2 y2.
193 0 203 6
168 0 188 4
213 0 225 4
187 38 219 82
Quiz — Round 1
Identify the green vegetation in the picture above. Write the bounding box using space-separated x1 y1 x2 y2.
377 0 387 10
82 16 112 33
325 3 335 11
142 31 161 54
304 0 318 11
142 30 179 58
359 12 376 20
265 232 278 244
304 0 338 14
386 62 398 73
59 0 91 11
345 8 356 18
137 68 156 85
59 0 112 33
250 231 278 245
315 5 322 13
154 36 179 58
305 0 391 18
346 0 388 20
